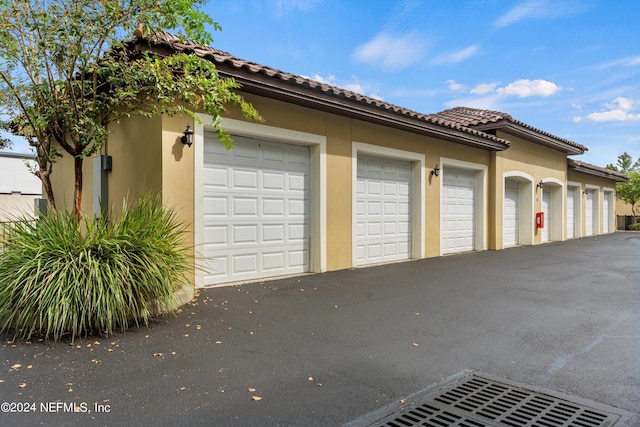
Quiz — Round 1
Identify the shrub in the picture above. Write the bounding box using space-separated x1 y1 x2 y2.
629 222 640 231
0 196 191 341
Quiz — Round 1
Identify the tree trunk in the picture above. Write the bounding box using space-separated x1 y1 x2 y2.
73 156 83 219
36 171 56 211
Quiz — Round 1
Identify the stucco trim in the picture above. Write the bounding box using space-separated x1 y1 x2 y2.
585 184 601 236
539 177 565 242
351 142 426 267
193 115 327 287
440 158 488 255
602 187 615 234
567 181 583 239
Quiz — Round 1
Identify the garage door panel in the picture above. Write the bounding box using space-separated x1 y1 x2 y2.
203 134 310 284
356 155 412 265
442 167 476 254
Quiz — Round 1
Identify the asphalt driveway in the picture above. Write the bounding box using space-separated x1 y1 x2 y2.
1 233 639 426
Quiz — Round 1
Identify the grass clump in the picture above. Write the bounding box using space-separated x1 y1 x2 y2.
0 196 191 342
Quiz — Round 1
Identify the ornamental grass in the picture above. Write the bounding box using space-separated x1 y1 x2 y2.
0 196 191 342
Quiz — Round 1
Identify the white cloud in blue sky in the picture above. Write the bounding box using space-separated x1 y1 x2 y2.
493 0 592 29
431 45 479 65
352 31 430 71
497 79 561 98
585 97 640 123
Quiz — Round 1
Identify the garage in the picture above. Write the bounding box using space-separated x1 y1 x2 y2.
442 167 476 254
586 190 594 236
202 133 311 284
567 188 576 239
541 187 552 242
355 155 412 266
504 180 519 247
603 192 610 233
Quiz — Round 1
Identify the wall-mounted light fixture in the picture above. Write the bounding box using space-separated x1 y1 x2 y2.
536 180 544 190
583 188 589 195
181 124 194 147
431 164 440 177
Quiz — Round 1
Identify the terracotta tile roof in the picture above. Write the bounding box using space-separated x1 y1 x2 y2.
126 32 510 151
568 159 629 182
430 107 588 154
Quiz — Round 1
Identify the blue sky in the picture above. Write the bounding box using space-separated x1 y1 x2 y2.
3 0 640 168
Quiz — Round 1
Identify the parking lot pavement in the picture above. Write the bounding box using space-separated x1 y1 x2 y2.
1 233 639 426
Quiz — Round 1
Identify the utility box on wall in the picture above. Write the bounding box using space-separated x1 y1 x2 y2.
93 155 112 219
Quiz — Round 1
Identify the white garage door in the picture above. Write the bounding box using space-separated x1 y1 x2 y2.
603 194 610 233
586 191 594 236
567 189 575 239
203 134 310 284
442 168 476 254
541 187 551 242
356 155 411 266
504 180 519 247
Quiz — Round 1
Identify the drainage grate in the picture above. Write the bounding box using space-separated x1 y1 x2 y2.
367 375 631 427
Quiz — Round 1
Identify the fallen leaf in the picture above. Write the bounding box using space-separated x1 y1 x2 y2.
170 351 176 355
196 325 201 330
308 376 314 381
251 396 262 401
18 383 26 388
10 363 21 369
108 349 114 353
0 380 5 383
184 334 190 337
215 341 222 345
91 359 101 364
153 353 163 357
248 388 256 392
412 343 420 347
400 399 406 404
68 387 73 393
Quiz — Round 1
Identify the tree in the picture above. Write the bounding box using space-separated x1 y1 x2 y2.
606 152 640 174
0 0 260 217
607 152 640 220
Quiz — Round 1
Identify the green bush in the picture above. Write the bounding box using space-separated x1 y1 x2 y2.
629 222 640 231
0 196 192 341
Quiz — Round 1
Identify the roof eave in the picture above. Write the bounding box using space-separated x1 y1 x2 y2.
129 37 509 152
223 68 509 151
474 122 585 155
568 164 628 182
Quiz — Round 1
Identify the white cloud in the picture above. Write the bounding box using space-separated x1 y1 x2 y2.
493 0 591 29
585 97 640 122
496 79 561 98
352 31 429 71
446 80 466 92
470 82 498 95
432 45 479 65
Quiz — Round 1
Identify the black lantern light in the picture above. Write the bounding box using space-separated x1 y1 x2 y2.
181 124 194 147
431 164 440 177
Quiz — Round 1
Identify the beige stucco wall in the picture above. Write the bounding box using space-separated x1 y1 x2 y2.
493 132 568 248
567 171 618 235
616 199 635 216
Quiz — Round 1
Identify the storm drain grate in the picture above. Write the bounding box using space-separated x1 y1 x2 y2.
367 375 631 427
